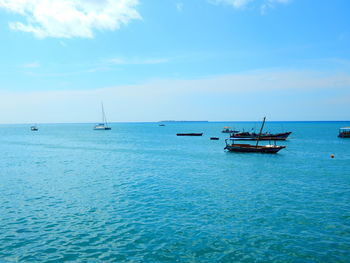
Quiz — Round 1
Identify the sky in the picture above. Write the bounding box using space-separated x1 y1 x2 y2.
0 0 349 123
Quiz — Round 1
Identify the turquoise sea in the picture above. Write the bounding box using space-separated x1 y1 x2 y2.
0 121 349 262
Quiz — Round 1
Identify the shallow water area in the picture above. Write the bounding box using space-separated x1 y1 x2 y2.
0 121 350 262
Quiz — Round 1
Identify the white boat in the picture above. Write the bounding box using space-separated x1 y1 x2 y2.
94 103 111 130
222 126 238 133
30 125 38 131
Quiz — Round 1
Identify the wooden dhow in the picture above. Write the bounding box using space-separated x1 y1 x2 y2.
224 117 286 154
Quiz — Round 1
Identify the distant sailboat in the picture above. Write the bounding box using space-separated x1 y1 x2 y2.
94 103 111 130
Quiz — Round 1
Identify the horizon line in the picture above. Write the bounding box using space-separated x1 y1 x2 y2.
0 120 349 125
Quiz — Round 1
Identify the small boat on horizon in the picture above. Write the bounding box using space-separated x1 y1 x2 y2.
338 127 350 138
224 117 286 154
30 125 38 131
176 133 203 136
221 127 238 133
94 103 111 130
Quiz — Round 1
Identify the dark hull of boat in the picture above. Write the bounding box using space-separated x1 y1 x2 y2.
338 133 350 138
94 127 111 130
222 130 238 133
224 144 285 153
210 137 219 140
177 133 203 136
231 132 291 140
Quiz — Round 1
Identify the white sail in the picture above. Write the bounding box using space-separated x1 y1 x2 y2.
94 102 111 130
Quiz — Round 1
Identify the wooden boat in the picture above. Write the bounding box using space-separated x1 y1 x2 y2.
338 127 350 138
225 139 285 153
224 117 286 154
222 126 238 133
176 133 203 136
94 103 111 130
230 131 291 140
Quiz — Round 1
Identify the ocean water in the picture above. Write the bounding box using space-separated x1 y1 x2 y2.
0 121 349 262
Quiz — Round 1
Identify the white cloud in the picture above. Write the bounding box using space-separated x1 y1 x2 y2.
261 0 291 13
0 0 141 38
176 2 184 12
107 57 170 65
272 0 291 3
22 62 40 68
211 0 291 10
211 0 253 9
59 41 67 47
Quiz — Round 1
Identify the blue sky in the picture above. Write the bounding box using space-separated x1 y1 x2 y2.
0 0 349 123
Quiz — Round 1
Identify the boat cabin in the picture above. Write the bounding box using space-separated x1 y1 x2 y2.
222 126 238 133
338 127 350 138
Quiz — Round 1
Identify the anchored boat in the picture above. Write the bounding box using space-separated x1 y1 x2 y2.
94 103 111 130
176 133 203 136
230 131 291 140
338 127 350 138
224 117 286 154
222 127 238 133
30 125 38 131
225 139 285 153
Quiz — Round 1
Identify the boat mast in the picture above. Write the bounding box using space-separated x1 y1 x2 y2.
101 102 108 126
256 117 266 147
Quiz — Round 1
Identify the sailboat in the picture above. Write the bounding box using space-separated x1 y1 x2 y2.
224 117 286 153
94 103 111 130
